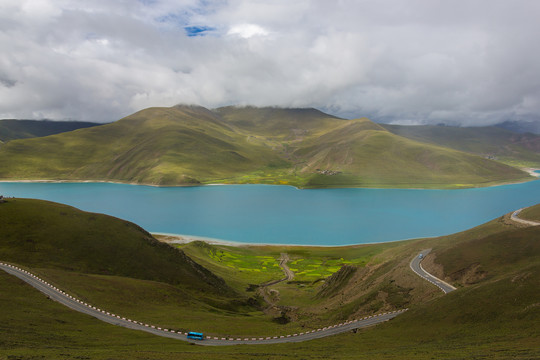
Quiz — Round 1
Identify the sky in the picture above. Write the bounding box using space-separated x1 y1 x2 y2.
0 0 539 126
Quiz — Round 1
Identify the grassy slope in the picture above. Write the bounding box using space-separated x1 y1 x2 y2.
0 105 531 188
382 123 540 167
294 123 527 188
0 119 101 142
0 199 323 337
176 240 414 324
518 205 540 221
0 198 230 294
1 202 539 358
218 106 532 188
0 106 288 185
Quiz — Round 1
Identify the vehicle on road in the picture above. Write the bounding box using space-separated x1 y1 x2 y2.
187 331 204 340
419 254 424 259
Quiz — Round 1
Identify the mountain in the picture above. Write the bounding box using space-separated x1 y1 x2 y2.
496 120 540 134
382 123 540 167
0 105 531 188
0 119 101 142
217 106 530 187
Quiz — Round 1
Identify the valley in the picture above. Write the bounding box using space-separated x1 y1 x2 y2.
0 198 538 358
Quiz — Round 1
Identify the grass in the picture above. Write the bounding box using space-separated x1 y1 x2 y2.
175 241 285 289
518 205 540 221
0 105 532 188
28 268 305 338
0 199 230 295
1 235 539 359
1 199 540 358
177 241 388 291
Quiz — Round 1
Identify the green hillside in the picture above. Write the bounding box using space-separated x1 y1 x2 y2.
1 200 539 358
382 123 540 167
0 105 532 188
0 119 101 142
218 107 531 187
0 106 288 185
0 198 231 294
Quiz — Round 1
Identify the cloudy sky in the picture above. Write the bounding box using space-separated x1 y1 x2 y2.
0 0 539 125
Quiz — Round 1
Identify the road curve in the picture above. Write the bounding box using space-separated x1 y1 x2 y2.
259 253 294 287
0 261 405 346
278 253 294 281
511 208 540 226
410 250 456 294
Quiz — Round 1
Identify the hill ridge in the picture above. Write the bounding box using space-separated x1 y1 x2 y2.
0 105 531 188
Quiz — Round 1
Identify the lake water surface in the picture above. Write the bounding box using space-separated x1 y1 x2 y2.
1 181 540 245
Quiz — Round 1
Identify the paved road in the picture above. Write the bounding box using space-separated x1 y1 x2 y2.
511 208 540 226
0 261 405 346
410 249 456 294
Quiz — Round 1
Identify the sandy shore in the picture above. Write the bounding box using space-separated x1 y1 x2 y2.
522 168 540 177
152 233 250 247
151 232 418 249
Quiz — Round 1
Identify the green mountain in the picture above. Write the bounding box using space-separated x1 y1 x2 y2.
0 119 101 142
0 105 531 188
382 123 540 167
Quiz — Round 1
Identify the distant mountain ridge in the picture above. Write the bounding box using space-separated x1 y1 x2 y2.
0 119 101 142
0 105 531 188
382 123 540 167
496 120 540 134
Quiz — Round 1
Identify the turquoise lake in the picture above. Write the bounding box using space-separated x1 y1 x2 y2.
1 181 540 245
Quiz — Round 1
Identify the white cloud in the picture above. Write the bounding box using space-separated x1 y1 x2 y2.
227 24 269 38
0 0 539 126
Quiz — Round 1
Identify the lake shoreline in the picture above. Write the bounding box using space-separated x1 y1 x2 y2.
0 170 538 191
3 180 540 246
152 232 429 249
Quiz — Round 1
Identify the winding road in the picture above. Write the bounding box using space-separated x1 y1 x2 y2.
511 208 540 227
0 261 404 346
278 253 295 281
259 252 295 287
410 249 456 294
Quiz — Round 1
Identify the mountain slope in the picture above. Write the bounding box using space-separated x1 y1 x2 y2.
0 198 231 294
0 105 531 188
219 107 530 187
382 123 540 167
0 106 288 185
0 119 101 142
0 202 539 358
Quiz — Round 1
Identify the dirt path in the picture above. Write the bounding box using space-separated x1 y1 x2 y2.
260 253 294 287
257 253 295 306
278 253 294 281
